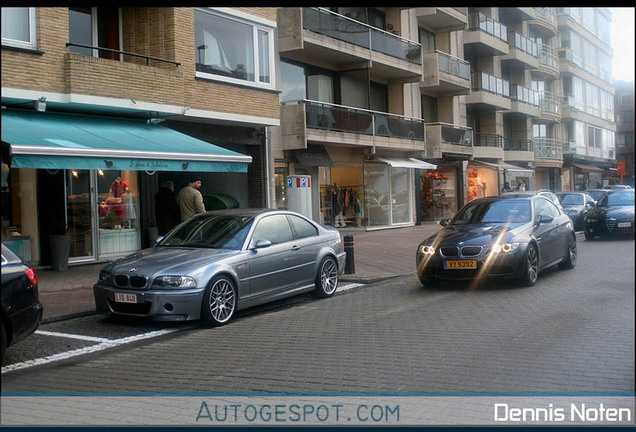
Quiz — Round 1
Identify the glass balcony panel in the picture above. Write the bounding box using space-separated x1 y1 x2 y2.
302 8 369 48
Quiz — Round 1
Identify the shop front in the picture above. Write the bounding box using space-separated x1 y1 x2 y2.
1 110 251 267
466 162 499 202
419 164 461 222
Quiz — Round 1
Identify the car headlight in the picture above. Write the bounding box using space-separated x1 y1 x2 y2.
98 271 113 285
152 275 197 288
492 242 520 253
419 245 436 255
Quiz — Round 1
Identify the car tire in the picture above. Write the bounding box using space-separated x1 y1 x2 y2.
559 233 577 269
519 244 538 287
584 227 594 241
1 322 7 364
314 256 339 298
201 275 237 327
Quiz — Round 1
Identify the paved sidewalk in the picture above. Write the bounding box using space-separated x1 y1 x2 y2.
34 223 442 323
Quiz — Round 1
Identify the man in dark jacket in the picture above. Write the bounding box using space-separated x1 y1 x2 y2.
154 180 180 235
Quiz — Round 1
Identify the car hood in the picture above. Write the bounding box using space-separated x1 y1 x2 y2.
563 205 585 213
590 205 634 219
427 223 521 246
104 247 240 276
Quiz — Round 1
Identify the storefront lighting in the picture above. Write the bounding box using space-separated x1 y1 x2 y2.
33 97 46 112
98 170 104 176
71 170 78 178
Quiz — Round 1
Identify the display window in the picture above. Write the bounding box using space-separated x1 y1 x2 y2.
274 162 289 209
420 168 458 221
320 166 364 227
466 166 497 202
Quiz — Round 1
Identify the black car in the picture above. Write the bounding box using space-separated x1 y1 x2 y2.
1 243 43 363
584 189 635 240
586 188 611 202
416 195 576 288
501 189 564 212
556 192 596 231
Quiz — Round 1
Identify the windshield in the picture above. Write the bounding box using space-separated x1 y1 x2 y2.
559 194 584 206
157 214 254 250
451 199 532 225
599 190 635 207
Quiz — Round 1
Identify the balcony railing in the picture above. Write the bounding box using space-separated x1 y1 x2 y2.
474 133 503 148
66 43 181 66
538 43 559 70
539 91 561 116
510 85 540 106
302 8 422 64
508 32 538 57
426 122 473 146
435 50 471 80
533 137 563 160
504 139 534 152
471 72 510 97
298 100 426 140
469 12 508 42
534 7 556 26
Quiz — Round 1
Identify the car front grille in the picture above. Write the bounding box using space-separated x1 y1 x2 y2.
606 219 617 232
114 274 148 289
439 246 459 257
107 299 152 315
439 245 483 258
461 246 483 257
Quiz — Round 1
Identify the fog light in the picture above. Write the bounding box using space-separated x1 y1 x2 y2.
164 303 174 312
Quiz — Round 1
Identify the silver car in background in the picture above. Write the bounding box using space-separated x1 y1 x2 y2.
94 209 346 326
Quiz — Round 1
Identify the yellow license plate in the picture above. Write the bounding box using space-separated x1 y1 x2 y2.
444 260 477 269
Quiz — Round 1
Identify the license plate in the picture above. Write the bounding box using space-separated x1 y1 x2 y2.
444 260 477 269
618 222 631 228
114 293 137 303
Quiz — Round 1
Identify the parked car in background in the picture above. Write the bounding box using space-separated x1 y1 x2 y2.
609 185 631 190
501 189 563 211
586 188 611 202
584 189 635 240
556 192 596 231
1 244 43 363
94 209 346 326
416 195 576 288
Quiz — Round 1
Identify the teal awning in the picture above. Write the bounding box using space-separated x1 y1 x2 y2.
1 110 251 172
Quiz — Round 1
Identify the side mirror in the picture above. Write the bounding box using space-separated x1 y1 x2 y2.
155 236 164 244
252 239 272 250
536 215 554 224
439 218 451 226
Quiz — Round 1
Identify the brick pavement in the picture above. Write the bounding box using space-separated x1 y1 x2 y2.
34 223 442 323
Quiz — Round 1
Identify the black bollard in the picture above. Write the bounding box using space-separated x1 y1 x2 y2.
344 234 355 274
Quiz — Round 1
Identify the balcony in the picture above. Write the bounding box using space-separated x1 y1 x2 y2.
529 7 557 36
504 139 535 163
465 72 511 111
278 8 422 82
533 137 563 167
501 32 539 69
498 7 535 23
532 43 559 79
415 7 468 31
464 12 509 57
473 133 504 159
281 100 426 153
420 51 471 96
509 85 540 117
424 122 473 159
538 91 562 123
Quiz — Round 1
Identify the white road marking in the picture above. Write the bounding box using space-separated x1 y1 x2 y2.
2 329 177 374
338 282 364 292
35 330 110 343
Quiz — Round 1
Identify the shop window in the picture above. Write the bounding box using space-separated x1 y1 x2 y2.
274 162 289 209
420 168 457 221
466 166 497 202
1 7 37 50
195 9 274 89
97 170 139 256
322 166 363 227
364 164 390 227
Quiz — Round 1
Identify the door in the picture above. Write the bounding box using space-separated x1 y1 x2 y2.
66 169 96 261
532 197 563 267
287 214 322 287
247 215 298 299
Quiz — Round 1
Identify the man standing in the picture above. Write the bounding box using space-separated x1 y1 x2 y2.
177 177 206 221
154 180 180 235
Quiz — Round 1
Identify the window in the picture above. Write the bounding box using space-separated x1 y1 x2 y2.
281 60 306 102
1 7 36 50
69 7 121 59
195 9 274 89
534 198 560 219
588 126 602 148
419 28 435 52
251 215 293 245
288 215 318 239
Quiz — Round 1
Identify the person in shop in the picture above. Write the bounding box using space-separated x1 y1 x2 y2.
332 184 346 227
177 176 206 222
501 182 513 193
354 197 362 227
154 180 180 235
518 179 527 191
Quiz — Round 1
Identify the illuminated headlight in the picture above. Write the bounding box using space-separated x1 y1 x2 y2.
492 242 520 253
152 275 197 288
420 245 436 255
98 271 113 285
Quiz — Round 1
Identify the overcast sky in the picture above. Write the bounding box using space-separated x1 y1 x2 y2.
610 7 635 82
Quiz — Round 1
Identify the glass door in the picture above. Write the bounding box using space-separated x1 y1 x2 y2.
66 169 96 261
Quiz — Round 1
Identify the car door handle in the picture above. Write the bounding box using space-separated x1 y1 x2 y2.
291 245 300 252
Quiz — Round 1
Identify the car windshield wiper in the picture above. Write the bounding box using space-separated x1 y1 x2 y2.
180 243 219 249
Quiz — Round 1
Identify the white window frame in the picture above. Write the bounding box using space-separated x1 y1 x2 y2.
194 8 276 90
1 7 37 50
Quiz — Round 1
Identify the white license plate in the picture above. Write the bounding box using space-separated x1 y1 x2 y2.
114 293 137 303
618 222 631 228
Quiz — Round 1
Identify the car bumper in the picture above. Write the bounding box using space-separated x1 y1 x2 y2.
8 301 43 346
586 219 635 236
93 284 206 321
416 250 526 282
336 252 346 274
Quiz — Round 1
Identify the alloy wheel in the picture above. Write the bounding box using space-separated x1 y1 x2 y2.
320 258 338 295
526 246 538 284
208 278 236 324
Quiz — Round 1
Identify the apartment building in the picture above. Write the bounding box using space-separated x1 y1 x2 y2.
1 7 279 267
272 7 617 229
614 80 635 186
